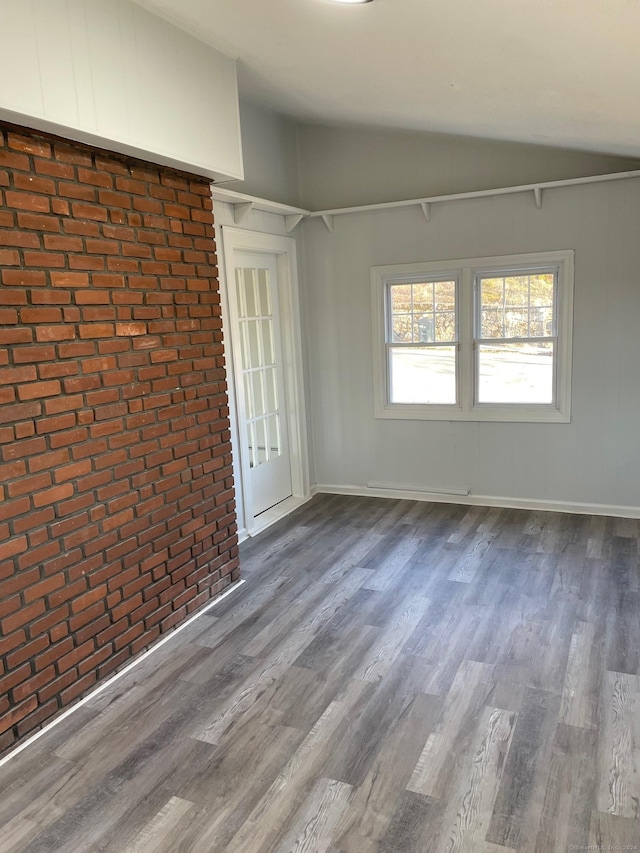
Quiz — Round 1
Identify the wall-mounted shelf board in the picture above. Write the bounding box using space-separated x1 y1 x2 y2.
210 187 310 231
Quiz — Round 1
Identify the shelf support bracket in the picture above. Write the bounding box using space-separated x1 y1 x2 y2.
233 202 254 224
533 187 543 209
420 201 431 221
285 214 304 233
321 214 334 232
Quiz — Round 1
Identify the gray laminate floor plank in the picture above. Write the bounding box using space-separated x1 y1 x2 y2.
0 495 637 852
597 669 640 819
533 722 597 853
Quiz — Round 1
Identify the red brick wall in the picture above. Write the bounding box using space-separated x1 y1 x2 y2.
0 125 239 754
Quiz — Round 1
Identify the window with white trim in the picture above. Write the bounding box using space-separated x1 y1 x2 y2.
372 251 574 422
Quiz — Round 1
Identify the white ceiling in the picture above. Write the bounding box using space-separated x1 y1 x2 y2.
133 0 640 157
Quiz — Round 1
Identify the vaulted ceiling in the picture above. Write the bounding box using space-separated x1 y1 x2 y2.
133 0 640 157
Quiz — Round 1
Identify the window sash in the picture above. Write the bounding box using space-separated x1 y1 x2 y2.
385 277 460 406
472 267 559 408
386 277 459 346
473 267 558 343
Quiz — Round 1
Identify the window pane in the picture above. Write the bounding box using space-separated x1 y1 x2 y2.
481 308 503 338
529 306 553 337
481 278 504 305
504 309 529 338
392 314 414 342
417 316 434 343
477 343 554 404
435 311 456 342
390 346 456 404
530 274 554 306
391 284 412 314
434 281 455 309
505 276 529 306
412 283 434 314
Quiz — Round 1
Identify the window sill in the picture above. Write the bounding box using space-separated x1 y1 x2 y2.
375 403 571 423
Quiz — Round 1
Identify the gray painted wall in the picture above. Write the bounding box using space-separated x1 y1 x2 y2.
224 106 640 211
296 123 640 209
301 177 640 511
220 106 640 512
224 99 300 206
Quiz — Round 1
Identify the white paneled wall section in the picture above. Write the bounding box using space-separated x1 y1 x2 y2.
0 0 243 181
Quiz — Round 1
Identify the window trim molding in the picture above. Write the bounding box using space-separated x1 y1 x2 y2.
372 250 574 423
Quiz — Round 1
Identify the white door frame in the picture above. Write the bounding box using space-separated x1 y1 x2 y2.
220 226 310 537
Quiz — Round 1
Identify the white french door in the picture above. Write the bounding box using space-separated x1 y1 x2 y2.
221 226 309 536
229 250 293 517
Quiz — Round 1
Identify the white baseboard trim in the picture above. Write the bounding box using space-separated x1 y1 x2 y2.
311 484 640 519
245 494 314 539
0 578 246 770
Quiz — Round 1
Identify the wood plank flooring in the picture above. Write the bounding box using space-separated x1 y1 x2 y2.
0 494 639 852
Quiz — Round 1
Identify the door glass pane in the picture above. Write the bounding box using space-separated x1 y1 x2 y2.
267 414 281 459
262 320 274 365
477 342 554 403
257 269 271 315
246 272 258 317
265 367 278 413
237 264 285 470
236 268 259 318
236 269 248 318
254 418 268 465
247 320 261 367
252 372 266 417
390 346 456 404
244 373 254 419
247 421 256 468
